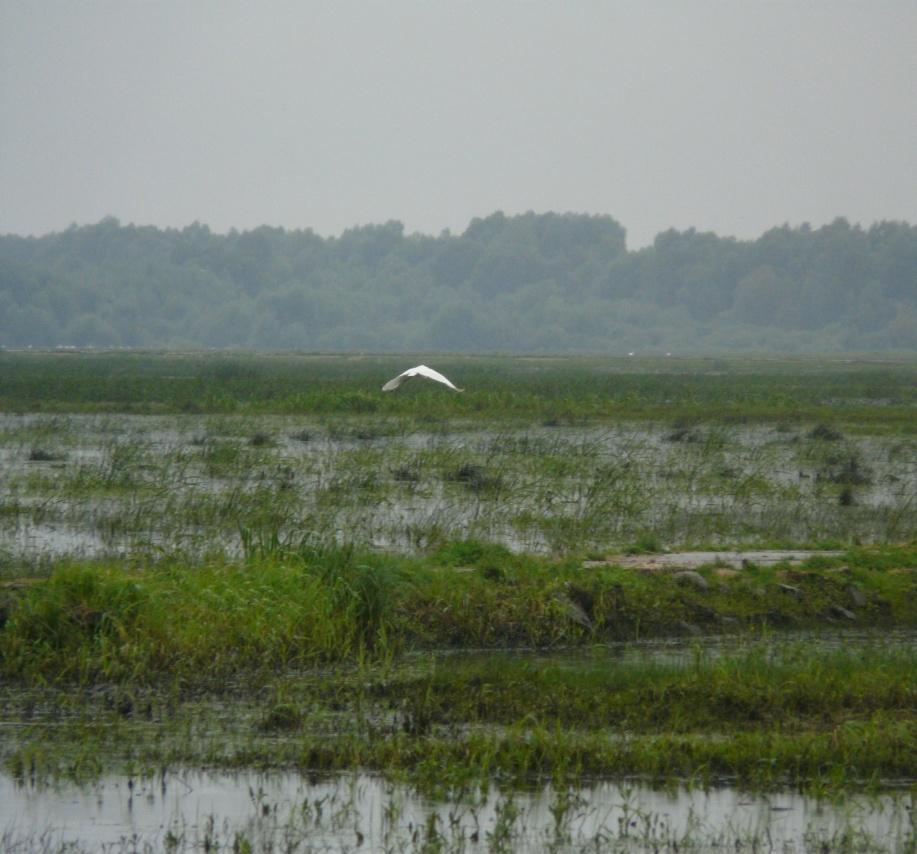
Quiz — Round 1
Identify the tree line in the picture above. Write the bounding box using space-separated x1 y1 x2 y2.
1 211 914 353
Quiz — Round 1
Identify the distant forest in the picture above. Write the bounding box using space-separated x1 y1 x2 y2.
1 212 915 353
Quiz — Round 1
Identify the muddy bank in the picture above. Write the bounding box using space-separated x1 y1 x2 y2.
584 549 846 571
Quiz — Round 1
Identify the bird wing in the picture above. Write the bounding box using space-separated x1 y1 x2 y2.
382 369 412 391
381 364 462 392
411 365 462 391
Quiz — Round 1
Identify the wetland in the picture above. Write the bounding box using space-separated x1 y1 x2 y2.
0 351 915 851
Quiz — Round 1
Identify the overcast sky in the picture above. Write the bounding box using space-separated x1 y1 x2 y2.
2 2 916 249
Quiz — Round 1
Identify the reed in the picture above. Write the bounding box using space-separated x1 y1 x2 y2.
2 544 915 684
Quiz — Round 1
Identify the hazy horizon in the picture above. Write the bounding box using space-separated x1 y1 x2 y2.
2 2 917 249
2 209 915 250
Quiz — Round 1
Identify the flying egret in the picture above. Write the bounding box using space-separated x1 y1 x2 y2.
382 365 463 392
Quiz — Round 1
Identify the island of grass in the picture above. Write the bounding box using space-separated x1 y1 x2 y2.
1 541 915 795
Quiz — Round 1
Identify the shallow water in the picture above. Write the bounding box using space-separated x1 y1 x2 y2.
426 627 917 671
1 414 914 563
1 632 914 850
1 769 912 852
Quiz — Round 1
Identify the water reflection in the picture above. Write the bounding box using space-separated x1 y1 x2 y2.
426 627 917 671
1 414 914 563
1 769 912 852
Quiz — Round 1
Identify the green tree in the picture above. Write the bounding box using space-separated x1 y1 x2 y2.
733 266 797 326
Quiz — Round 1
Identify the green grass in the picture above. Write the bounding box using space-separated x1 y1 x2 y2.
2 624 915 793
1 545 915 794
1 350 915 428
2 543 915 684
371 643 917 733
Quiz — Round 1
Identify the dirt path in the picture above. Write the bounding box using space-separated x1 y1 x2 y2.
583 550 845 571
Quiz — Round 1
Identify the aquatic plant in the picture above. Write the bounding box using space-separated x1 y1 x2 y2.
1 545 915 684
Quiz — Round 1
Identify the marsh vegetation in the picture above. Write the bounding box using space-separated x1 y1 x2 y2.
0 352 915 850
0 355 913 566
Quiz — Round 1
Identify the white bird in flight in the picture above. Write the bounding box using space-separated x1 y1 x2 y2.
382 364 463 392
